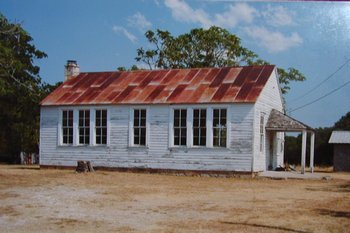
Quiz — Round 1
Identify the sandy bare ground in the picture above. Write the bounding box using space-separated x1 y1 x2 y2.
0 165 349 233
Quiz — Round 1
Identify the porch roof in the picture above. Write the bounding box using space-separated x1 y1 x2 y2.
266 109 314 132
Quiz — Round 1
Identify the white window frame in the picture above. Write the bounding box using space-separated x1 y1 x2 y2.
168 105 230 149
169 108 189 147
212 108 228 148
129 107 150 147
95 109 108 145
78 109 90 145
59 109 74 146
58 107 110 147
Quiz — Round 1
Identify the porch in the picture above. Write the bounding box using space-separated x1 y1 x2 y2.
266 109 315 174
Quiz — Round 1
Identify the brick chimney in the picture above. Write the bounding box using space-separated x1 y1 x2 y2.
64 60 80 81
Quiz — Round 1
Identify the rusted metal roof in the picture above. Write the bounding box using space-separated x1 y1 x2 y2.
266 109 314 132
41 65 276 106
329 131 350 144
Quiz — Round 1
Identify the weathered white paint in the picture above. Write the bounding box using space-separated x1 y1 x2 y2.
40 103 255 171
253 68 284 172
310 132 315 173
301 130 307 174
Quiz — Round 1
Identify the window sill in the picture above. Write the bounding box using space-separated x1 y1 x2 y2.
57 144 109 148
169 146 230 151
128 146 149 150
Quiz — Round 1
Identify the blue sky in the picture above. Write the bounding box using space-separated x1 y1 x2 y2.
1 0 349 128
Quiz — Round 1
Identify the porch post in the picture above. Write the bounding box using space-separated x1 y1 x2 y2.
310 131 315 173
301 130 307 174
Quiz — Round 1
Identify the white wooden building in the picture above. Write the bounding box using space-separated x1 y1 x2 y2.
40 61 314 174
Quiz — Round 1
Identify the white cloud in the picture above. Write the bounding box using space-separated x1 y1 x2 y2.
262 5 295 27
214 3 257 28
127 12 152 32
244 26 303 53
164 0 212 28
165 1 257 28
112 26 137 43
164 0 302 53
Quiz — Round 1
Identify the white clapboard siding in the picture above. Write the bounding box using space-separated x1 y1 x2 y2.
40 102 255 172
253 68 284 172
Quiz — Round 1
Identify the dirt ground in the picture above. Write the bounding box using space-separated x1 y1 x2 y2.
0 165 349 233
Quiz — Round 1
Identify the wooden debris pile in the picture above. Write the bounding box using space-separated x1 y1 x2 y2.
76 160 94 173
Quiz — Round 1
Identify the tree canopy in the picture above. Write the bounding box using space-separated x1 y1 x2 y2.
0 14 56 162
136 26 305 94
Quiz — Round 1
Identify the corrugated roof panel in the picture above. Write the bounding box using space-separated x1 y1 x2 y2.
190 68 210 86
145 85 166 102
235 82 254 101
204 68 220 83
212 83 231 101
183 69 200 83
222 67 241 83
210 67 230 87
188 84 209 103
113 85 137 103
232 66 252 87
40 65 277 106
256 65 275 86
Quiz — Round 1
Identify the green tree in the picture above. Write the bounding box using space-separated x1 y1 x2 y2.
334 112 350 130
0 14 47 162
136 26 305 94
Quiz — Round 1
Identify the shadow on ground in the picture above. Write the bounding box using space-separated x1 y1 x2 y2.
219 221 311 233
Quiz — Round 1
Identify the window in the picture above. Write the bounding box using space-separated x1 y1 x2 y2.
133 109 146 146
62 110 73 145
193 109 206 146
95 109 107 145
260 115 265 152
174 109 187 146
213 109 227 147
78 110 90 145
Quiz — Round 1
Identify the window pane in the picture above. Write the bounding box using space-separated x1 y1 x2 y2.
193 137 199 146
68 110 73 119
174 136 180 146
213 137 219 146
194 109 199 118
200 136 206 146
181 116 186 127
193 128 199 137
200 128 206 138
68 135 73 144
102 110 107 119
221 109 227 118
63 136 67 144
141 128 146 138
134 117 139 127
193 118 199 127
140 118 146 127
181 109 186 118
174 128 180 138
213 109 219 118
174 109 179 118
200 118 206 127
63 111 67 119
102 136 107 144
180 136 186 146
140 136 146 145
96 110 101 119
141 109 146 118
213 117 219 127
174 118 179 127
201 109 206 118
